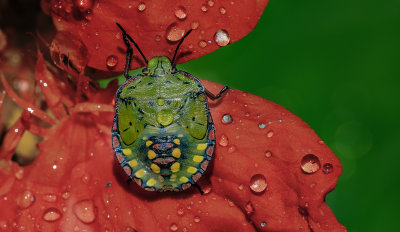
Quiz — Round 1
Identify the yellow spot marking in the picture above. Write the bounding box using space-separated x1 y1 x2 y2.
157 109 174 126
170 162 180 173
135 169 146 178
128 159 138 167
173 139 180 145
170 174 177 181
148 150 157 159
157 98 165 106
178 134 183 138
193 155 204 163
172 148 181 158
197 144 207 150
187 166 197 174
146 140 153 147
151 164 160 174
122 148 132 155
179 176 189 183
146 178 157 187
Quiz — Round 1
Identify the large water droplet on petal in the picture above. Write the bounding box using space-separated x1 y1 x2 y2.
174 6 187 20
73 199 97 224
16 190 35 209
166 23 185 42
106 55 118 69
250 174 267 193
219 134 229 147
43 208 62 222
170 223 178 231
322 163 333 174
137 2 146 12
214 29 230 47
301 154 321 174
221 114 232 124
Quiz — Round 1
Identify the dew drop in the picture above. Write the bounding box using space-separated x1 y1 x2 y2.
258 123 266 129
14 168 24 180
42 208 62 222
219 134 229 147
214 29 230 47
170 223 178 231
194 216 200 223
301 154 321 174
166 24 185 42
177 208 184 216
95 43 100 50
75 0 94 11
62 191 71 199
322 163 333 174
261 221 267 227
43 194 57 203
265 150 272 158
203 180 212 194
250 174 267 193
238 184 244 190
220 7 226 14
191 21 199 30
155 35 161 42
221 114 232 124
245 201 254 215
106 55 118 69
198 40 207 48
201 5 208 12
267 130 274 138
137 2 146 12
228 145 236 153
73 199 97 224
208 1 215 7
174 6 187 20
16 190 35 209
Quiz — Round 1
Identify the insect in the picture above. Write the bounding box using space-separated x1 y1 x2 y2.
112 23 228 192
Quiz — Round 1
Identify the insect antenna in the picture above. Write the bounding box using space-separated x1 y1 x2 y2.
171 29 193 65
116 23 148 64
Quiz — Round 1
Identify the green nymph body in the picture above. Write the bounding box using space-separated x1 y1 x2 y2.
112 56 216 191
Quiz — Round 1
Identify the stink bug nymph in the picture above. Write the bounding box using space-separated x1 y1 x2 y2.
112 23 228 192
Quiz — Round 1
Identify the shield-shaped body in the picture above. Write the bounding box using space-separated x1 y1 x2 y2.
112 56 215 191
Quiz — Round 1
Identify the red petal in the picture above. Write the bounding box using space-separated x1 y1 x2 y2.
44 0 269 71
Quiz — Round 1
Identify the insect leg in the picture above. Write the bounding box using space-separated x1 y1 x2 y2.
205 86 229 100
194 183 204 195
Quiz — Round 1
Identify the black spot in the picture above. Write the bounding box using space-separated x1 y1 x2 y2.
128 86 136 89
149 101 154 106
192 117 195 121
138 108 144 114
148 82 153 85
136 129 139 133
166 100 172 105
129 122 132 126
183 81 190 85
165 80 172 84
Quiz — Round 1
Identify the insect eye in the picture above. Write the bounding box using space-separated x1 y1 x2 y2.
142 68 149 74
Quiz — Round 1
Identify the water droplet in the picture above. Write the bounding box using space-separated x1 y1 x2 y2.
322 163 333 174
245 201 254 215
214 29 230 47
95 43 100 50
128 3 133 9
198 40 207 48
155 35 161 42
170 223 178 231
238 184 244 190
43 194 57 203
177 208 184 216
16 190 35 209
14 168 24 180
166 24 185 42
73 199 97 224
222 114 232 124
81 174 90 184
219 134 228 147
42 208 62 222
261 221 267 227
84 9 93 21
62 191 71 200
194 216 200 223
75 0 94 11
228 145 236 153
201 5 208 12
301 154 321 174
174 6 187 20
265 150 272 158
191 21 199 30
250 174 267 193
258 123 266 129
267 130 274 138
220 7 226 14
137 2 146 12
208 1 215 7
106 55 118 69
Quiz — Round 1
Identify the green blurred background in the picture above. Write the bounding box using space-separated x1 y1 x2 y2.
179 0 400 231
